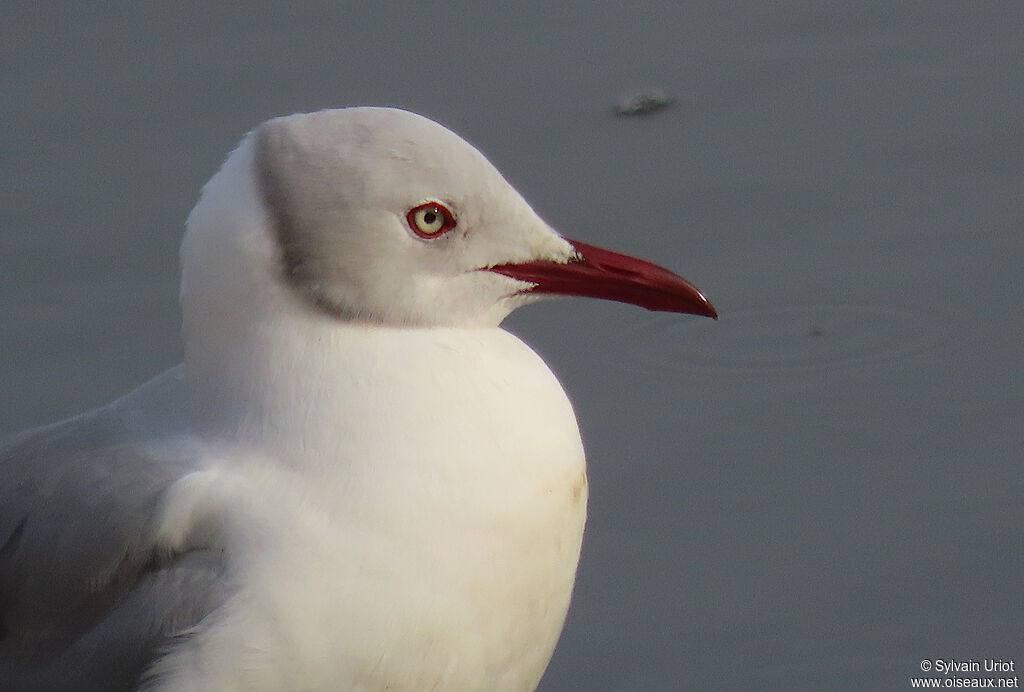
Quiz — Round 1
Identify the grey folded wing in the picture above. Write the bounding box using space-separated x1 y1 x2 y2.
0 370 229 691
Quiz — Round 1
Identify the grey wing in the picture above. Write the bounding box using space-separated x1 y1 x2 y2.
0 368 229 691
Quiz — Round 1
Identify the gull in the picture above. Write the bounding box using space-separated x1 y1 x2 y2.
0 107 716 691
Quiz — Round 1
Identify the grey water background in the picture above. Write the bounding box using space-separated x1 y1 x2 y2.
2 2 1022 689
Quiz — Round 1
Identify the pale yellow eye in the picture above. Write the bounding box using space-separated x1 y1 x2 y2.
407 202 456 238
414 207 444 234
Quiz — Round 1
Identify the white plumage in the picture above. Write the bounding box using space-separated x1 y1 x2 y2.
0 107 713 691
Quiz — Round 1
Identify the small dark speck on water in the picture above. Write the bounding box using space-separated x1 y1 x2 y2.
615 90 673 116
808 327 826 338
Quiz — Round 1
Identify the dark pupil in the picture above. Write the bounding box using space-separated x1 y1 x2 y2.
423 211 437 225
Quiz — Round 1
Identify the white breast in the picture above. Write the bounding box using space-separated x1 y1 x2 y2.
148 326 588 692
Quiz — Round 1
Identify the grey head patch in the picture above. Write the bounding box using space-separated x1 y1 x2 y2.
253 119 356 320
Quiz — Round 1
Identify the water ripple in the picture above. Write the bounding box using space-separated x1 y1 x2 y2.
626 304 957 372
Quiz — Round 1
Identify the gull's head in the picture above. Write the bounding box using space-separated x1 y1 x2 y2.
181 107 715 336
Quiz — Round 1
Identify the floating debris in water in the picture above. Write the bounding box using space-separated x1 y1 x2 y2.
615 90 673 116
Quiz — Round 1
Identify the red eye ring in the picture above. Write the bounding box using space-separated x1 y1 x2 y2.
406 202 457 238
